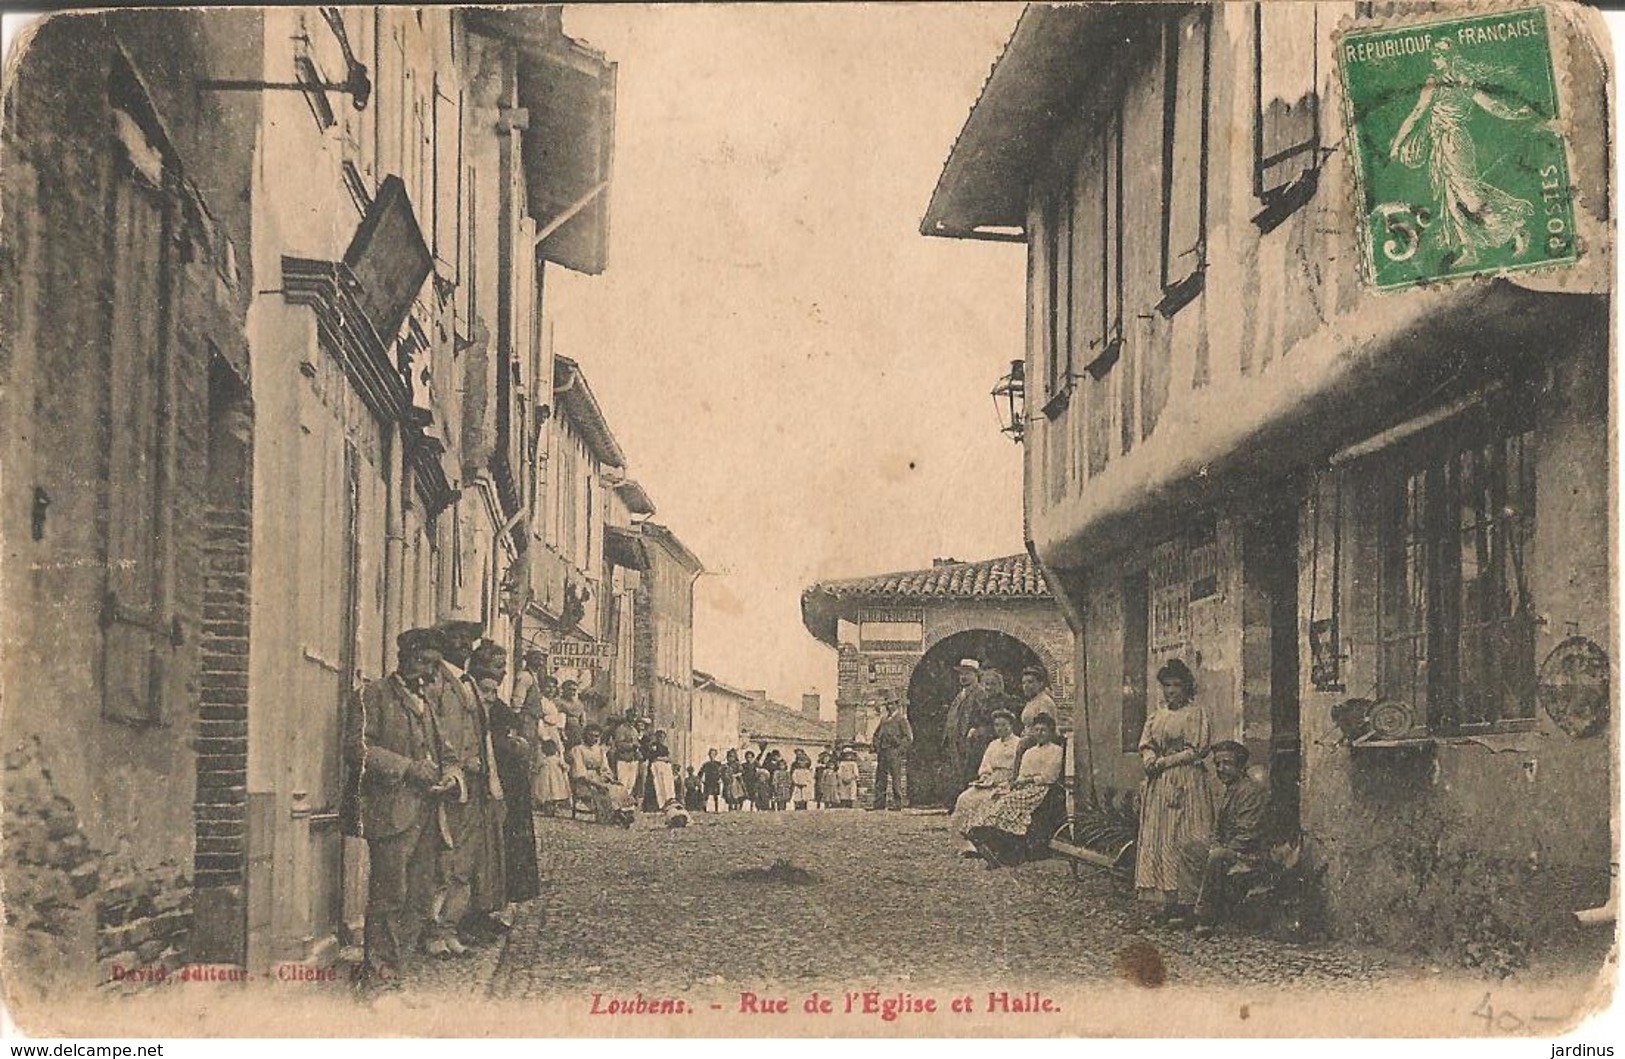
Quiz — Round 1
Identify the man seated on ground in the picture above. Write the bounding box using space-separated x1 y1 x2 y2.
1177 740 1270 938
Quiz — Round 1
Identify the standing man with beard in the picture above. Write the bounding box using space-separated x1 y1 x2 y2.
428 621 508 949
941 659 987 807
343 628 454 984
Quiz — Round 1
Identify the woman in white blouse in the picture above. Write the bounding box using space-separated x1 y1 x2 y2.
965 713 1066 867
950 710 1021 857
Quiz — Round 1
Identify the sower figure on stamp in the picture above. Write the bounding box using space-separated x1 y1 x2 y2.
870 699 913 811
428 622 508 950
343 628 456 985
1177 740 1270 938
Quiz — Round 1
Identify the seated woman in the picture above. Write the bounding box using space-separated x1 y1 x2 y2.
965 712 1066 867
950 710 1021 857
568 724 636 827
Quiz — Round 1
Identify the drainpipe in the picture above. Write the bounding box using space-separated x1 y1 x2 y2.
383 423 405 651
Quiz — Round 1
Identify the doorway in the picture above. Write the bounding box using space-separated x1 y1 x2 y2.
1244 505 1302 838
905 629 1046 808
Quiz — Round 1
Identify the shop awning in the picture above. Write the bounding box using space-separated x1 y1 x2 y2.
604 526 650 571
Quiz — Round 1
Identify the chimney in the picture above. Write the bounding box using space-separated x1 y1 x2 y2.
932 557 960 567
801 691 821 722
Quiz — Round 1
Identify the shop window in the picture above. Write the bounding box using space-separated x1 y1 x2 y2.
1378 430 1537 731
1159 7 1210 317
1306 471 1347 692
1121 571 1150 753
1253 2 1322 231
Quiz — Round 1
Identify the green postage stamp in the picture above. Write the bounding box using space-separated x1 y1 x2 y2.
1338 7 1576 290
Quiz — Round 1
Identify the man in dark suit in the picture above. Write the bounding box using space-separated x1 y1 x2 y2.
1178 740 1271 937
430 624 508 947
343 628 453 984
870 699 914 811
941 659 987 807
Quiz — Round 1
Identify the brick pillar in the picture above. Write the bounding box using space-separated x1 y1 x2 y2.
192 371 251 963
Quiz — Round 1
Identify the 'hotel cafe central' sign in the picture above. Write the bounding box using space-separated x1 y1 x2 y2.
544 641 617 671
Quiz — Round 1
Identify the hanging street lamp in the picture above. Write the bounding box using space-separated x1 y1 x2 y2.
991 359 1026 443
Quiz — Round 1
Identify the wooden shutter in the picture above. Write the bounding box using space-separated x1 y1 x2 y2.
102 142 179 726
1161 8 1211 298
1256 3 1321 198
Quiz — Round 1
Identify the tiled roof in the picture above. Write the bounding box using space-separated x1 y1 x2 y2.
740 700 835 745
808 553 1048 601
800 553 1052 647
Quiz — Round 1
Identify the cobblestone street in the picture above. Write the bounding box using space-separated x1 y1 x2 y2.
467 808 1396 999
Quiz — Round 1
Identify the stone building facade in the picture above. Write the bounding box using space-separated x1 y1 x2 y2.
633 523 703 765
1 5 623 999
924 2 1612 952
802 553 1075 807
1 9 260 1000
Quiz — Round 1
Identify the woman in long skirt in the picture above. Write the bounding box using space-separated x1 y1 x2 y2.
723 749 745 810
481 678 540 904
951 710 1021 856
965 713 1066 867
1135 658 1217 918
532 737 572 814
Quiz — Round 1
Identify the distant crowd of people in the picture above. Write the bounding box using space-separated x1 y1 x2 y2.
687 745 863 811
510 652 690 830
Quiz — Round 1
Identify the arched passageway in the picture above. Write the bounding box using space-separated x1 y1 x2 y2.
905 629 1044 807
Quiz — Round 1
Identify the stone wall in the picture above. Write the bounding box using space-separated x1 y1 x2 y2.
0 13 257 994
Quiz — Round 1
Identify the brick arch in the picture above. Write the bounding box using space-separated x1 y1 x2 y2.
904 628 1049 808
920 615 1068 701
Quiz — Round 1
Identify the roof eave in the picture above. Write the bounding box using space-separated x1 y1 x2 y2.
553 356 627 468
642 521 704 575
614 478 656 516
921 4 1156 240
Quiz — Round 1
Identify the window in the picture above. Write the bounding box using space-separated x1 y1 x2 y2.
1378 429 1537 732
1254 2 1322 230
1042 184 1074 413
1085 105 1125 381
1150 536 1191 653
1159 7 1210 316
102 62 181 726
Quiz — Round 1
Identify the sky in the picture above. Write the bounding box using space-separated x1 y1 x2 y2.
547 5 1030 717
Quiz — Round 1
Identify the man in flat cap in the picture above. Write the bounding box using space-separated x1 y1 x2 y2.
343 627 454 984
940 659 987 807
427 619 507 949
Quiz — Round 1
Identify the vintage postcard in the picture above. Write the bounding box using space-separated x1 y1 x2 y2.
0 0 1617 1040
